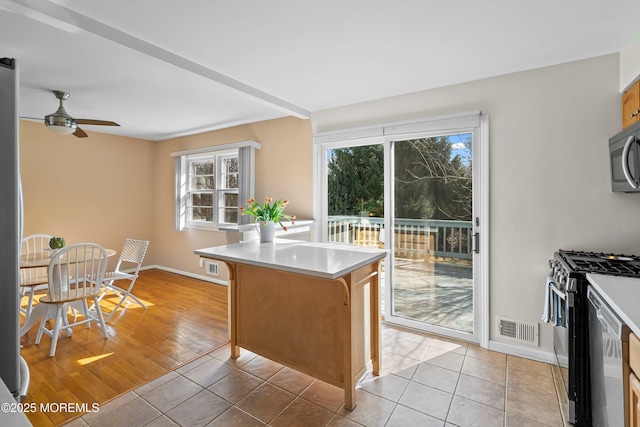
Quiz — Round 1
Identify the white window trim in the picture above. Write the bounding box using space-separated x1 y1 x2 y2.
216 152 240 227
313 111 481 144
170 140 262 157
173 140 260 231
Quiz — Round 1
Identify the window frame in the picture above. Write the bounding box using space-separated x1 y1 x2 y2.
172 140 260 230
215 151 240 226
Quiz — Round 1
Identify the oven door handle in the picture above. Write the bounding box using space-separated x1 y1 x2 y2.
588 287 623 338
549 281 566 300
622 135 638 189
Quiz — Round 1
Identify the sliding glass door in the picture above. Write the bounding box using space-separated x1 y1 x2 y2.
326 144 385 246
317 113 486 343
389 134 474 334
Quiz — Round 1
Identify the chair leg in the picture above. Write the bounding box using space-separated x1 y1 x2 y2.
92 297 108 338
24 289 36 324
107 280 146 318
105 293 130 321
102 280 145 321
34 307 48 344
49 305 64 357
126 293 147 309
88 281 111 312
80 300 91 329
61 305 73 337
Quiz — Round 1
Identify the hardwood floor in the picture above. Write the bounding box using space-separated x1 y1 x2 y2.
19 269 229 427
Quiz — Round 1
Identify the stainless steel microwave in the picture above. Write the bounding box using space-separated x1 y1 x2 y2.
610 121 640 192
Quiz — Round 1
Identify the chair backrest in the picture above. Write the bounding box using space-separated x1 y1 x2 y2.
20 234 53 285
47 243 108 302
21 234 53 255
116 238 149 273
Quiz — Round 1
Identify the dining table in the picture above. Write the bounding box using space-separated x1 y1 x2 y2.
19 247 116 336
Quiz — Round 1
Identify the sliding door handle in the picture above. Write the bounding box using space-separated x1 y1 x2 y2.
472 232 479 254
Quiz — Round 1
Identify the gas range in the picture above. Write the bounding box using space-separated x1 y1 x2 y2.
547 249 640 426
550 250 640 292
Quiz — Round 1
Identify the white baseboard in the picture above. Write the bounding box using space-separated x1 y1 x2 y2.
142 265 229 286
488 339 557 365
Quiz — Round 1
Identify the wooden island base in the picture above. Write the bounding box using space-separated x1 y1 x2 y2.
224 260 381 410
196 241 387 410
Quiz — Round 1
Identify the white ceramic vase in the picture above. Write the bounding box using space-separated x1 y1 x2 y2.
258 220 275 243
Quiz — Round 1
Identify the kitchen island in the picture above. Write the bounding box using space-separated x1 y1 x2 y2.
195 240 387 410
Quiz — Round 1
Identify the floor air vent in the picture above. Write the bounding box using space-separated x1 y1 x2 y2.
497 316 539 346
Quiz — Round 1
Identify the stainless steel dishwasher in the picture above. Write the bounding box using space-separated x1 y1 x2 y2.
587 285 630 427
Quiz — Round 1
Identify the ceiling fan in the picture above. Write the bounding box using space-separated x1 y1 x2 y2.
27 90 120 138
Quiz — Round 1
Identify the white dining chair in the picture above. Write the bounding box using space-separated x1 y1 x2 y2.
19 233 53 324
35 243 109 357
95 238 149 321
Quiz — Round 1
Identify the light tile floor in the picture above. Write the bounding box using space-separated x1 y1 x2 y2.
64 324 565 427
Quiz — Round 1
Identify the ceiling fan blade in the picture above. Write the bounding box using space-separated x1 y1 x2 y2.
75 119 120 127
19 116 44 121
73 127 88 138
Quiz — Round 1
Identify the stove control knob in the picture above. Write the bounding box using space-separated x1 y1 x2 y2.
559 271 567 284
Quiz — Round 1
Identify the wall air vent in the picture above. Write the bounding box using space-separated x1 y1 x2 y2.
496 316 539 347
206 261 219 276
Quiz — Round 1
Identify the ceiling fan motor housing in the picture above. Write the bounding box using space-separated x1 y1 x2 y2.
45 104 77 133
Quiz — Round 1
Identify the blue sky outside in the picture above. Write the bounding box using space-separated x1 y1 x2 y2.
449 132 472 166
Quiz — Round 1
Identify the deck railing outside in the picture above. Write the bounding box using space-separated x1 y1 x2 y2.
327 216 473 260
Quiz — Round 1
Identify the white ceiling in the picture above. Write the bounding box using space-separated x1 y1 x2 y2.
1 0 638 141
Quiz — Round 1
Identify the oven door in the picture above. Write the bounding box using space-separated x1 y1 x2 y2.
549 282 574 422
549 275 592 426
553 319 569 376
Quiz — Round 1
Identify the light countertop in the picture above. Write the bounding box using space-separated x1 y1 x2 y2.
195 240 388 280
586 273 640 338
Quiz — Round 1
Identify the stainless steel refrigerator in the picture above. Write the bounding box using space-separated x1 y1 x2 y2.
0 57 29 401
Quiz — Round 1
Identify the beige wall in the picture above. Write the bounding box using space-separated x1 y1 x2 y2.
312 54 640 354
20 116 312 278
152 116 313 277
19 120 155 270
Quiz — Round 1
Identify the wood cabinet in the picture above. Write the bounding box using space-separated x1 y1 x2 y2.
623 80 640 129
632 371 640 427
228 259 381 410
630 332 640 427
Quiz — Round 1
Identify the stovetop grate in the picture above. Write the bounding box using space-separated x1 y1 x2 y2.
558 250 640 277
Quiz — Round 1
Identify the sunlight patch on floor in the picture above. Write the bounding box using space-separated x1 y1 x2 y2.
77 352 114 365
99 296 155 310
